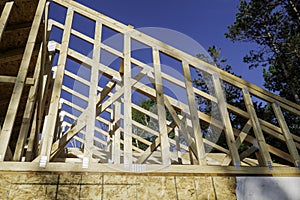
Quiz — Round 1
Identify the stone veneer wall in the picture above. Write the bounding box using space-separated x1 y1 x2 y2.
0 172 236 199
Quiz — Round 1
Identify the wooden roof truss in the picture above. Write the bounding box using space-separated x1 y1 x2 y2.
0 0 299 176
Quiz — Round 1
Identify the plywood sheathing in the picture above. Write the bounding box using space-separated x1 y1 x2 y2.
0 172 237 200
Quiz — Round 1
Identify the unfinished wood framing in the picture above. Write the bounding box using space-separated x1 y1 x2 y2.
272 101 300 167
152 48 171 166
242 87 273 168
0 0 46 161
112 84 122 164
123 32 133 165
0 1 14 41
12 46 43 161
39 7 74 166
0 0 299 176
212 73 241 167
182 60 207 165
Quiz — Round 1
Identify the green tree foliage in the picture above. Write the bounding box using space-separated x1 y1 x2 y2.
226 0 300 164
225 0 300 104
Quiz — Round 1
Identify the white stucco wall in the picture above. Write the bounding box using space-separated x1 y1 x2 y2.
236 177 300 200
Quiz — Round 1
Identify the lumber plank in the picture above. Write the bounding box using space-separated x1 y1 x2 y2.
53 0 300 115
83 20 102 166
39 7 74 166
212 73 241 167
36 1 50 149
112 84 121 164
152 47 171 166
138 71 199 162
12 45 43 161
235 120 252 147
49 68 149 159
130 79 294 163
25 106 38 161
0 0 46 161
242 87 273 167
123 33 133 165
0 1 13 41
174 127 182 164
0 76 34 85
182 60 207 165
54 41 300 143
0 162 299 176
272 101 300 167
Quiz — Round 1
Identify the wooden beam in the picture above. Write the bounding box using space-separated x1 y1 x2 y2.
25 105 38 161
111 52 125 164
212 73 241 167
55 39 300 145
0 162 298 176
36 1 50 147
152 48 171 166
182 60 207 165
54 43 122 82
112 84 121 164
0 0 46 161
54 39 300 146
36 60 53 149
135 72 198 163
272 101 300 167
123 32 133 165
0 76 34 85
50 19 94 44
174 127 182 164
163 97 198 157
39 7 73 166
134 106 189 164
235 120 252 147
53 0 300 116
242 87 273 168
240 143 259 160
49 68 149 159
129 79 293 163
0 1 13 41
83 20 102 167
12 45 42 161
63 110 110 139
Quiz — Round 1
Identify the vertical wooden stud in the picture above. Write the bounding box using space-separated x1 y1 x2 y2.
83 20 102 167
39 7 74 166
182 61 207 165
37 2 50 141
13 45 43 161
174 127 182 164
0 1 14 41
0 0 46 161
123 32 133 165
152 47 171 166
212 73 241 167
113 84 121 164
25 106 39 161
272 101 300 167
242 87 273 168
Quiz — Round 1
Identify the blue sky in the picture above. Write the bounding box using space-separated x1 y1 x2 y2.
73 0 265 88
